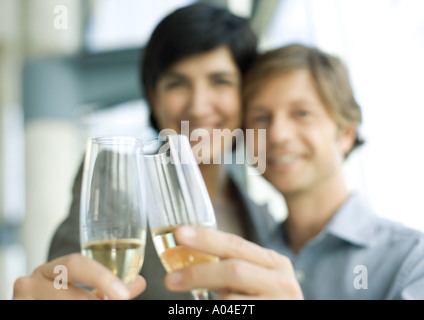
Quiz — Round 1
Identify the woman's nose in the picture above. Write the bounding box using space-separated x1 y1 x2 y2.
187 84 213 118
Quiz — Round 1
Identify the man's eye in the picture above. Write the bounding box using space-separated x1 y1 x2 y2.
213 78 233 86
253 115 270 123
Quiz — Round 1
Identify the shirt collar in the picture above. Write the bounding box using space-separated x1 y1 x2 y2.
324 192 378 247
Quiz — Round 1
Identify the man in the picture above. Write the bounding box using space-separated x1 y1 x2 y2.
162 44 424 299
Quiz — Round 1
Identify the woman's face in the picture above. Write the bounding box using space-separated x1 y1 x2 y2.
150 46 242 164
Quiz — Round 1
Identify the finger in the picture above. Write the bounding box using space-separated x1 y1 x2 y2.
13 275 100 300
128 275 146 299
217 293 266 300
35 254 131 300
175 226 292 270
165 258 297 297
93 275 146 300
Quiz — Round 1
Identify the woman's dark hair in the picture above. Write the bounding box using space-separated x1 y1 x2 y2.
140 2 258 131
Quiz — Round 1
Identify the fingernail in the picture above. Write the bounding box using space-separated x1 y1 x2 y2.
111 281 130 299
179 226 196 238
168 271 182 284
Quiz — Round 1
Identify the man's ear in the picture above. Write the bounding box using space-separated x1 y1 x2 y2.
339 126 357 157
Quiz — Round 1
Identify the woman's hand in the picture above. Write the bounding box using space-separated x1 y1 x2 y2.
164 226 303 300
13 253 146 300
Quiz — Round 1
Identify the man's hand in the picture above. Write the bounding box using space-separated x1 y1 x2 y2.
164 226 303 300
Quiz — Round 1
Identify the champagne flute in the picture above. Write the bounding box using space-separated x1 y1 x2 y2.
143 134 219 300
80 136 147 288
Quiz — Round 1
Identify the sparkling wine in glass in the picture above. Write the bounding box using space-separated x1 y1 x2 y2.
143 134 219 300
79 136 147 286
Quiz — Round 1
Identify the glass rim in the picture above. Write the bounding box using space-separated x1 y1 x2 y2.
89 135 143 145
143 134 189 158
143 137 167 157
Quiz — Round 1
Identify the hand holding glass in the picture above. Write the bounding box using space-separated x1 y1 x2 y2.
143 134 219 300
80 136 147 287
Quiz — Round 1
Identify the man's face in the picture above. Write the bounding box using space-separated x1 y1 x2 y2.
245 69 355 196
150 46 242 164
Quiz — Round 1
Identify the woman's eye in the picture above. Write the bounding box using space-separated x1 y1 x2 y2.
295 110 310 118
165 81 185 89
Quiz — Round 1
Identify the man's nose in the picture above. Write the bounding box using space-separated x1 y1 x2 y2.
268 113 295 144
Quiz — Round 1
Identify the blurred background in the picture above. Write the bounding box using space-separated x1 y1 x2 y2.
0 0 423 299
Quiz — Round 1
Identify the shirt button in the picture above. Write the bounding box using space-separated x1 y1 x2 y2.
295 270 305 282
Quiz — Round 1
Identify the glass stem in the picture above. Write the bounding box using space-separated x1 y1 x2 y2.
191 288 211 300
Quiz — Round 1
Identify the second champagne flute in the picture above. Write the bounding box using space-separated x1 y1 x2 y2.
143 134 219 300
